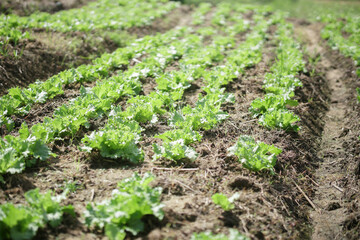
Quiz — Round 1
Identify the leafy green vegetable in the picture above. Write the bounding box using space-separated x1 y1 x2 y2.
121 93 167 123
203 65 239 91
81 119 144 163
0 188 74 240
263 73 303 95
25 189 75 228
259 109 300 132
191 229 249 240
0 203 41 240
153 140 198 163
169 99 228 131
0 123 51 182
84 173 163 240
212 193 240 211
192 3 212 25
228 135 282 173
250 94 298 117
249 21 304 132
156 71 193 100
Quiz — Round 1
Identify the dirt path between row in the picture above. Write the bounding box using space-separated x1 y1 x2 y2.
295 21 358 239
311 62 349 239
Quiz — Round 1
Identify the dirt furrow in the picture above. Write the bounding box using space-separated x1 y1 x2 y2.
294 21 359 240
310 68 349 239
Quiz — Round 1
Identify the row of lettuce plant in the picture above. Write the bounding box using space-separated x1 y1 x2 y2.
319 14 360 77
152 11 274 164
0 1 253 131
210 2 255 34
0 27 189 131
0 0 179 46
249 19 305 132
0 27 197 181
320 14 360 113
79 5 253 163
229 15 305 174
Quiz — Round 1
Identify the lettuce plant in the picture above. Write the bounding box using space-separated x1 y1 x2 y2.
0 123 51 182
0 189 74 240
154 128 202 146
228 135 282 173
259 109 300 132
81 119 144 163
84 173 163 240
212 193 240 211
153 139 198 163
191 229 249 240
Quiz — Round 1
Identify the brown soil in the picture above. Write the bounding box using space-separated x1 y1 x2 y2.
0 0 96 16
293 20 360 240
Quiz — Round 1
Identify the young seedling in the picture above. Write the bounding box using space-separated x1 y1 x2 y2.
212 192 240 211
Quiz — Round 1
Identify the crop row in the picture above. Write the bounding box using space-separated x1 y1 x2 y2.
250 17 305 132
229 15 306 173
320 14 360 77
192 2 212 26
0 0 179 46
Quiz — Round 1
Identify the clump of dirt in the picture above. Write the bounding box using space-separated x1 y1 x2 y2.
0 0 95 16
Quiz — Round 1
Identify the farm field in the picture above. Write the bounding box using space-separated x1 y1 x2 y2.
0 0 359 239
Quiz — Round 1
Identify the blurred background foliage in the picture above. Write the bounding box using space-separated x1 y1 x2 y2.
174 0 360 19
